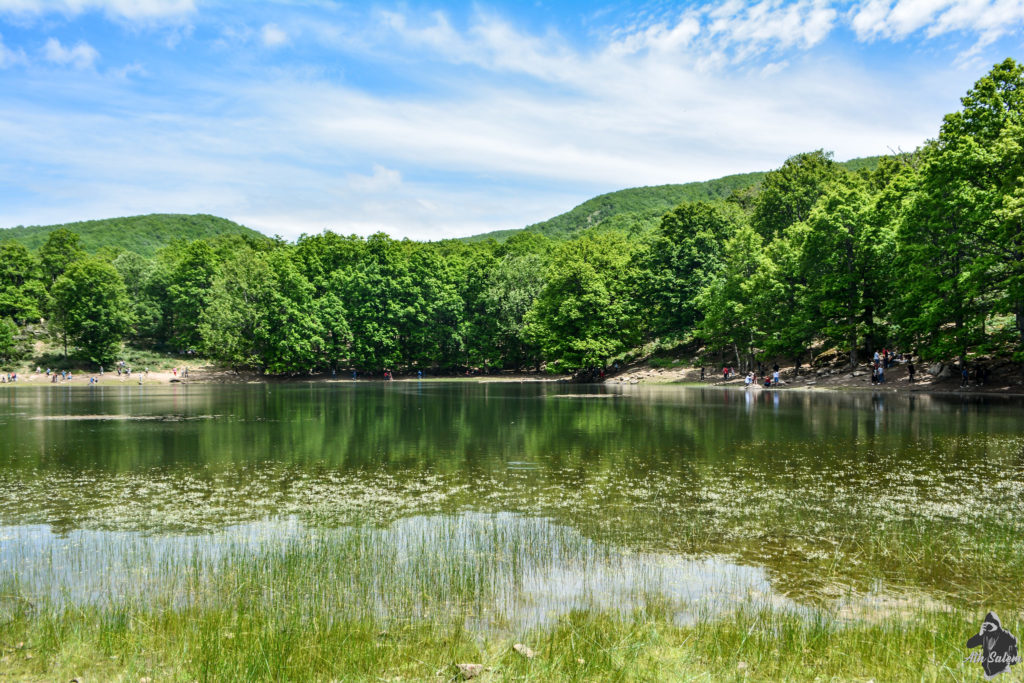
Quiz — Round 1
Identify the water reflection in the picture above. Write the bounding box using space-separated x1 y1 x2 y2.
0 513 796 631
1 383 1023 612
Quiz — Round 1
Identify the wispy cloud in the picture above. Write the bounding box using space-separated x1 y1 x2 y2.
42 36 98 68
345 164 402 194
110 60 145 78
0 0 195 21
260 22 288 48
0 31 26 66
850 0 1024 46
0 2 1020 239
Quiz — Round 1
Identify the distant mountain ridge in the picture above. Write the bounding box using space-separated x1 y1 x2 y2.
0 213 268 257
464 156 883 242
1 158 884 252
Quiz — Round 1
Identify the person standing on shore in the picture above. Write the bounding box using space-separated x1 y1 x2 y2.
907 361 915 383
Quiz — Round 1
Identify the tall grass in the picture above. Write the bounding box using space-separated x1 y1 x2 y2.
0 513 1008 681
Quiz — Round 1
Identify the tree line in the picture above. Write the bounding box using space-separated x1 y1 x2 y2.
1 59 1022 374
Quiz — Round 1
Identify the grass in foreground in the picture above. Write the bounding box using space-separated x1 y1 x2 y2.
0 601 995 681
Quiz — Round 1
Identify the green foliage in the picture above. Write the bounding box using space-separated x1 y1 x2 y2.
0 241 46 323
112 251 162 340
466 174 768 243
477 250 547 369
464 157 880 245
751 150 842 239
695 224 772 367
165 240 219 350
38 227 84 284
0 213 267 258
794 176 894 364
893 69 1015 361
638 201 744 338
525 231 642 372
49 259 132 364
0 316 17 361
200 248 326 373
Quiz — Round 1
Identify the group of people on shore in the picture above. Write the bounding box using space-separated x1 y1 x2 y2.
869 349 904 384
744 367 781 388
716 365 780 388
961 364 991 387
44 368 74 383
0 360 196 387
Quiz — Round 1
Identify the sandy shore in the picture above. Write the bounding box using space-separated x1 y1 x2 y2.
1 366 566 387
4 359 1023 396
607 360 1024 396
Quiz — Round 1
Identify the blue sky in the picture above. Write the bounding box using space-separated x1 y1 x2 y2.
0 1 1021 240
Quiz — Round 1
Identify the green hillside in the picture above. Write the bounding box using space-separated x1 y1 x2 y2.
0 213 268 257
465 156 882 242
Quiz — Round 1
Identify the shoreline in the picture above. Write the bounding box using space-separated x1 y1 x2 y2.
605 360 1024 398
4 363 1024 398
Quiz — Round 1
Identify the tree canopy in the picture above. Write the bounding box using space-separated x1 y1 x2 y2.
2 60 1021 373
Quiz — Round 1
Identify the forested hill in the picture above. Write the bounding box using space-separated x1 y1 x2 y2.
0 214 268 257
465 156 882 242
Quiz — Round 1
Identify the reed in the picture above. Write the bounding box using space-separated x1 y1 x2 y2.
0 512 1011 681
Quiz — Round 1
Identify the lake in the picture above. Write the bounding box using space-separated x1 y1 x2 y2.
3 382 1022 625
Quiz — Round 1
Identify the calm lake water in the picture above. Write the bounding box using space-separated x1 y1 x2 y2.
2 382 1023 626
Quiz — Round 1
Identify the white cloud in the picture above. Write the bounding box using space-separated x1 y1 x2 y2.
706 0 838 56
0 33 27 67
110 61 145 78
260 22 288 48
850 0 1024 44
345 164 402 193
0 0 194 21
0 4 1005 240
761 60 790 76
42 37 98 68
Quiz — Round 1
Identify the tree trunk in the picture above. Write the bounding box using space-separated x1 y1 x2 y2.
863 303 875 360
848 320 857 368
1016 298 1024 345
846 227 858 369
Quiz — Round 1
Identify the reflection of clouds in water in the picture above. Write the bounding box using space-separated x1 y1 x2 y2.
517 554 794 628
1 513 794 630
0 519 304 607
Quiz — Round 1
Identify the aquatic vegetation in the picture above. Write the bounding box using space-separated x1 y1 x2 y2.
2 383 1023 679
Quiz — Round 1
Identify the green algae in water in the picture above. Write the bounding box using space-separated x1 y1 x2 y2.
1 383 1024 620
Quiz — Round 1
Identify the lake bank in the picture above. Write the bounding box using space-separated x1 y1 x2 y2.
608 358 1024 397
5 359 1024 399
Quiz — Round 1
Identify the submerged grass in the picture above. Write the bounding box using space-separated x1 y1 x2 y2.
0 513 1013 681
3 386 1024 679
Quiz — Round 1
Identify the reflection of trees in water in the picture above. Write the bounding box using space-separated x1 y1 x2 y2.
2 384 1024 606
